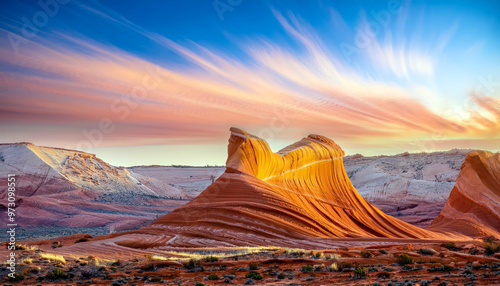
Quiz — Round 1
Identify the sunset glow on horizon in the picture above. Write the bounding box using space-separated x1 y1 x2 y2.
1 0 499 166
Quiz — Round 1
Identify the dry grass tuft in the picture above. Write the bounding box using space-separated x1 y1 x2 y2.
40 253 66 265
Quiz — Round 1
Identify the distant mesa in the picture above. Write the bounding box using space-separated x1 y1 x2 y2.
0 143 187 230
0 143 185 197
428 150 500 238
344 148 468 228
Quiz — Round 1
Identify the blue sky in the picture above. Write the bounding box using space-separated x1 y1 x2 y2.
1 0 499 166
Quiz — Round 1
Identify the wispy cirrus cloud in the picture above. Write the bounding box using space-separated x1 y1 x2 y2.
0 2 498 159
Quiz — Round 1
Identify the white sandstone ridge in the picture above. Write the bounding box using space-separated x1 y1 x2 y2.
344 149 470 227
0 142 185 199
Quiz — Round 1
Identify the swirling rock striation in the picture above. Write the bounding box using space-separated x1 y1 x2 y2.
428 151 500 238
133 128 449 247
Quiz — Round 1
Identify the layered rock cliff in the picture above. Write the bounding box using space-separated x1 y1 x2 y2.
0 143 187 230
428 151 500 238
134 128 452 247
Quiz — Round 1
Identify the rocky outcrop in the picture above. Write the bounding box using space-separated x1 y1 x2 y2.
0 143 185 198
428 151 500 238
344 150 468 227
129 128 456 248
0 143 188 230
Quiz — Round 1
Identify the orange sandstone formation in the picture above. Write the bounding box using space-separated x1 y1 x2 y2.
132 128 452 247
428 151 500 238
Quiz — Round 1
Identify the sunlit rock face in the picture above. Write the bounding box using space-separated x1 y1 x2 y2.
139 128 452 247
0 143 187 231
428 151 500 238
0 143 185 198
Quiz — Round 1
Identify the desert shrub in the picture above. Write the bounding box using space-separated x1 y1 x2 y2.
75 237 89 243
204 255 219 262
301 265 313 272
485 242 500 255
277 272 286 279
185 258 202 269
110 267 117 272
315 252 324 259
339 261 353 270
284 249 304 257
396 254 413 265
429 264 454 272
245 272 262 280
51 241 62 248
314 264 323 272
207 274 219 280
441 242 460 251
379 249 388 254
437 282 447 286
249 262 259 270
418 248 435 255
354 267 366 278
81 266 101 278
327 263 338 272
443 264 454 272
378 271 391 278
341 261 352 268
22 258 33 264
469 247 479 255
195 283 204 286
112 259 121 266
8 272 25 282
360 250 372 258
14 244 38 250
151 276 162 282
328 253 341 259
46 269 68 280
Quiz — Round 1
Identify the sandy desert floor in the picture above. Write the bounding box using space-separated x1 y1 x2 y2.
2 234 500 285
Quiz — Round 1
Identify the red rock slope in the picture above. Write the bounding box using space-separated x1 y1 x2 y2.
428 151 500 238
130 128 449 247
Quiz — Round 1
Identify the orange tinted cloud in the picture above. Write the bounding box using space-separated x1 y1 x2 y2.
0 12 498 155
